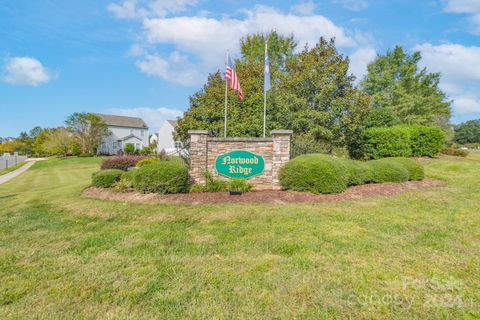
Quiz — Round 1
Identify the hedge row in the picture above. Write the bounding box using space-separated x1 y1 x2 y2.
361 125 445 159
279 154 424 194
93 160 189 194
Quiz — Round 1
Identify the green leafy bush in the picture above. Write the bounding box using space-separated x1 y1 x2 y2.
360 125 445 159
189 183 204 193
362 126 412 159
140 147 151 155
388 157 424 181
363 159 409 183
124 143 135 155
112 170 136 191
228 178 254 192
133 162 189 194
91 169 123 188
404 125 445 157
441 147 468 157
203 171 228 192
136 157 160 167
279 154 349 194
338 159 370 186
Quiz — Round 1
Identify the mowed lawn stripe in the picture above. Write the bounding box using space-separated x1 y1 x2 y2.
0 156 479 319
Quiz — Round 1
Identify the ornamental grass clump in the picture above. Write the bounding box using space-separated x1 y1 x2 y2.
279 154 349 194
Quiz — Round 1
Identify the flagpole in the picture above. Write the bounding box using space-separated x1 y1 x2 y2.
263 43 267 138
224 51 228 138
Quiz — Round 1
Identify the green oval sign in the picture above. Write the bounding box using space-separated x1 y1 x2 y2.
215 150 265 179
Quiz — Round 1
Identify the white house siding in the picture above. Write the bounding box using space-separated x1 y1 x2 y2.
157 121 183 155
98 125 149 155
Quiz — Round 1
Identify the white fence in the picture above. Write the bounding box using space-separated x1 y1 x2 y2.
0 154 28 170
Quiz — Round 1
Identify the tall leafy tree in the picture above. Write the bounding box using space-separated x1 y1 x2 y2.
454 119 480 144
66 113 110 154
278 38 370 153
361 46 451 128
176 34 369 155
240 31 296 68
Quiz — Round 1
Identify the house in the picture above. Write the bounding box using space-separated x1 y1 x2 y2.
157 119 183 155
96 114 149 155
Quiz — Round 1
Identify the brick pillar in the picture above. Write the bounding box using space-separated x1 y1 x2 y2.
271 130 293 189
188 130 209 184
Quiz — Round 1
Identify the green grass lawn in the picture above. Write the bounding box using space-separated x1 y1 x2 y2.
0 155 479 319
0 161 27 176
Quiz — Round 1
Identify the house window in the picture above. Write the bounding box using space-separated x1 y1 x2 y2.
174 141 183 149
135 143 140 150
130 129 134 135
141 130 144 137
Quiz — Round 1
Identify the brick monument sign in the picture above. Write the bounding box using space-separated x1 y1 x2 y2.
188 130 293 189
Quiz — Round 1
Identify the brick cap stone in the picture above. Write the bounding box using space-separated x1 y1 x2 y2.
188 130 210 135
208 137 272 142
271 129 293 135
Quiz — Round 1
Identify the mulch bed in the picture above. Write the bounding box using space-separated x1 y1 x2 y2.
82 179 445 204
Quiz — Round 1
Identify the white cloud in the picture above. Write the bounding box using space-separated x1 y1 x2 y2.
135 5 358 84
106 107 183 132
291 1 317 16
1 57 53 86
108 0 197 19
415 43 480 116
444 0 480 34
334 0 369 11
136 52 202 85
348 46 376 82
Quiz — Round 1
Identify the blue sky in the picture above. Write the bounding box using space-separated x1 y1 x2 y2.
1 0 480 137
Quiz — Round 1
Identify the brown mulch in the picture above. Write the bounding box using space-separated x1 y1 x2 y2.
82 179 445 204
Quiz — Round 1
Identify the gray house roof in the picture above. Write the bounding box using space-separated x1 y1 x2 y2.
96 113 148 129
167 120 178 128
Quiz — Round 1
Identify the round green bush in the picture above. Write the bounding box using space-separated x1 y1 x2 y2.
133 162 189 194
136 157 160 167
279 154 349 194
338 159 370 186
364 159 409 183
91 169 124 188
388 157 424 181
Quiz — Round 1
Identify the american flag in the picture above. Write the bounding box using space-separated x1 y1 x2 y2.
225 53 244 100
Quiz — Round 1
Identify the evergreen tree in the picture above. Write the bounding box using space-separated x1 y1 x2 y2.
361 46 451 129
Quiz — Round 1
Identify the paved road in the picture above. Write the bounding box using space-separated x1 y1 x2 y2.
0 159 44 185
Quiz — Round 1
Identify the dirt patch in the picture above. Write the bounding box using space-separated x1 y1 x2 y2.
82 179 445 204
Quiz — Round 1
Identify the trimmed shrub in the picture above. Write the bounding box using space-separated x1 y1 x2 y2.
364 159 409 183
124 143 135 155
136 157 160 167
280 154 349 194
166 155 187 166
441 147 468 157
362 126 412 159
140 147 151 155
133 162 189 194
388 157 424 181
404 125 445 157
101 155 147 171
91 169 123 188
338 159 370 186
